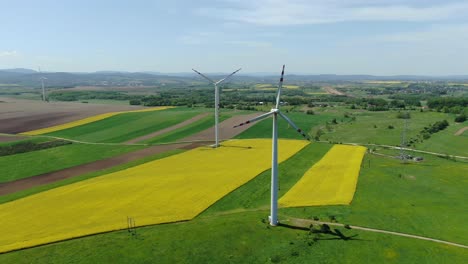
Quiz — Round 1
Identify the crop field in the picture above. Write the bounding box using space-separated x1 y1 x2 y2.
0 90 466 263
143 114 228 144
21 106 172 135
0 144 141 183
279 144 367 207
39 108 208 143
0 139 308 253
0 97 151 134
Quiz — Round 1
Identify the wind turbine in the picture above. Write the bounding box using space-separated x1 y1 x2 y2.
192 67 241 148
38 67 47 102
233 65 310 226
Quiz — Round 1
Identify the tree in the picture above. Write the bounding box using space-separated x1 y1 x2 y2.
314 129 324 141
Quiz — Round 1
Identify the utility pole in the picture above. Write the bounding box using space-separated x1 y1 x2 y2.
400 118 408 163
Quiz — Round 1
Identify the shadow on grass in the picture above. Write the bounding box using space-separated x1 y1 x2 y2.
278 222 366 242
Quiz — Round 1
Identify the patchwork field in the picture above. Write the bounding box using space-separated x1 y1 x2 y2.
279 144 367 207
0 97 147 134
0 139 308 253
21 106 172 136
37 108 209 143
0 143 141 183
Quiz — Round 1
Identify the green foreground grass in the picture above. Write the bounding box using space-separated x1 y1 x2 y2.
1 211 466 264
46 107 209 143
1 142 466 263
0 144 141 183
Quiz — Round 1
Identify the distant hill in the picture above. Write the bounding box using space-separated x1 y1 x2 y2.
0 68 467 88
0 68 37 74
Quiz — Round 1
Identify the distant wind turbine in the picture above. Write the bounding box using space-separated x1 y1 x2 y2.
38 67 47 102
192 68 241 148
233 65 310 226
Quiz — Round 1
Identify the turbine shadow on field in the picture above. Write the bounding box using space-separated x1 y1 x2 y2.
220 144 253 150
278 222 366 242
196 144 253 151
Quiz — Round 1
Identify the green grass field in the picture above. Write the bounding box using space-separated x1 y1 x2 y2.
416 122 468 156
1 211 466 264
322 109 456 147
0 143 141 183
45 107 209 143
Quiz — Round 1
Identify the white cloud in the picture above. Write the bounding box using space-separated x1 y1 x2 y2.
196 0 468 25
375 23 468 43
0 50 18 57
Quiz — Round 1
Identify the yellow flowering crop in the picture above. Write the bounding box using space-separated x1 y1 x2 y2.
21 106 172 135
0 139 308 253
279 144 366 207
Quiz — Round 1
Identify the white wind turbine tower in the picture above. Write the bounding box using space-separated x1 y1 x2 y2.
192 67 241 148
38 67 47 101
233 65 310 226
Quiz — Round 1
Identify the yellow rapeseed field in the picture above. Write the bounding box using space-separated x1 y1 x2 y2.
279 144 366 207
21 106 172 135
0 139 308 253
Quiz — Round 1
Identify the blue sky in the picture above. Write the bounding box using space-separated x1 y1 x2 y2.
1 0 468 75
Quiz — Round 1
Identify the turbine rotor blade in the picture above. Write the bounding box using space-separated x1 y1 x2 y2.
192 69 215 84
278 111 310 141
275 65 285 109
233 111 274 128
215 68 242 85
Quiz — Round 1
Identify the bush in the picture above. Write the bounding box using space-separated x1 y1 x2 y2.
129 99 141 105
388 125 394 129
454 114 466 123
396 112 411 119
306 110 314 115
0 140 72 157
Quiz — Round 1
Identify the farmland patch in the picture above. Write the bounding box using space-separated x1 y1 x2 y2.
279 145 366 207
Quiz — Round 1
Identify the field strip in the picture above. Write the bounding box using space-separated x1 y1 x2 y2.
279 145 367 207
20 106 173 136
284 217 468 249
454 126 468 136
125 113 210 144
0 139 308 253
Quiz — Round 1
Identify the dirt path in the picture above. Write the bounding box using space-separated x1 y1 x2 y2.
125 113 209 144
285 217 468 249
323 86 346 96
0 113 260 196
454 126 468 136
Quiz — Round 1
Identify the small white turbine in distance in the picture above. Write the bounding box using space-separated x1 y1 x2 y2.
233 65 310 226
38 67 47 102
192 68 242 148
